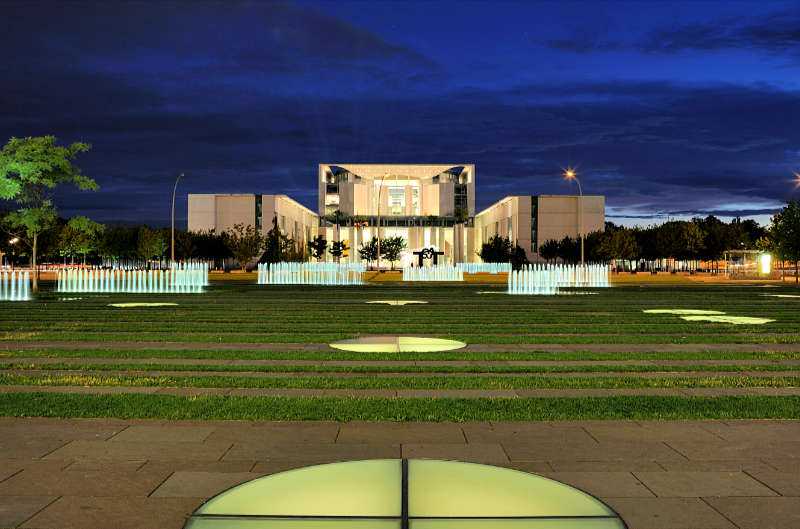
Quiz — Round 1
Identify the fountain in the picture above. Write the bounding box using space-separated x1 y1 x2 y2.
56 263 208 293
0 270 31 301
257 262 365 285
403 265 464 282
507 263 609 295
456 262 511 274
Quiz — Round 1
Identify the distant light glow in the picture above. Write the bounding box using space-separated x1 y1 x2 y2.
109 302 179 308
759 253 772 274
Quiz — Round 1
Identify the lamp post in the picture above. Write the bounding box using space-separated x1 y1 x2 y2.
375 173 388 270
563 167 584 265
171 173 184 263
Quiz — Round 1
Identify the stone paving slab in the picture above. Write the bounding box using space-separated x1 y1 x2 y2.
605 497 737 529
401 442 509 463
151 471 262 498
705 497 800 529
336 421 465 444
110 425 216 443
542 471 655 498
43 439 233 462
632 471 778 497
0 468 171 498
19 496 202 529
0 496 57 528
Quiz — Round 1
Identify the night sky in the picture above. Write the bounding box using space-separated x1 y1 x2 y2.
2 1 799 227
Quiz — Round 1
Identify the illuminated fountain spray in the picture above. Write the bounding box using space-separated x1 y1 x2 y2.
57 263 208 293
456 262 511 274
257 262 365 285
403 265 464 282
0 271 31 301
508 263 609 295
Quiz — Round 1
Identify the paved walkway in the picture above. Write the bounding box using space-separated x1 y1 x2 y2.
0 417 798 529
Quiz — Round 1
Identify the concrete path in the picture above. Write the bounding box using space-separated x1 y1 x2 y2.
0 417 798 529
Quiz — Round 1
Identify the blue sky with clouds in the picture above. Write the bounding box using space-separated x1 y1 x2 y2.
2 0 798 226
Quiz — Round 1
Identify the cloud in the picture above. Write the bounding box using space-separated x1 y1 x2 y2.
542 8 800 60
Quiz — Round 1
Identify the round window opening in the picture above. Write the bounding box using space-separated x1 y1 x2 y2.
185 459 627 528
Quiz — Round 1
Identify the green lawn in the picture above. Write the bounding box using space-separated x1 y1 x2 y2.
1 282 799 420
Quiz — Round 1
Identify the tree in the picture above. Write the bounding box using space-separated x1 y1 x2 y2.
681 222 705 270
98 225 138 261
380 236 406 270
557 236 579 263
307 235 328 261
479 235 512 262
329 240 348 262
262 216 293 264
770 201 800 283
58 216 104 264
225 223 265 270
510 245 529 270
136 226 167 263
0 136 97 290
538 239 559 263
359 236 380 266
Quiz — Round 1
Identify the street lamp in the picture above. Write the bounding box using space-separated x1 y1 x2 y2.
562 166 584 265
171 173 184 263
375 173 388 271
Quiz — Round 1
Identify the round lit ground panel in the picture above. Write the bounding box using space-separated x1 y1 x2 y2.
366 300 429 306
643 309 724 315
680 315 774 325
184 459 626 528
330 336 466 353
109 302 179 308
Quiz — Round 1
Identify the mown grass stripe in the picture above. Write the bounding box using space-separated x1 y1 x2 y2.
4 361 800 375
0 392 797 421
2 373 799 390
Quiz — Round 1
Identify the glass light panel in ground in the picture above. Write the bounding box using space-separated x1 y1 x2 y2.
185 460 626 529
192 460 401 518
408 460 617 518
329 337 466 353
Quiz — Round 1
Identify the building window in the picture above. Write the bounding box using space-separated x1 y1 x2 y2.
388 186 405 215
531 196 538 253
411 187 420 216
454 183 468 214
255 195 263 232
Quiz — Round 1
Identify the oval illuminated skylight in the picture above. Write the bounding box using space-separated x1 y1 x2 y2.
329 337 466 353
108 302 179 308
643 309 724 315
184 459 626 528
367 300 429 306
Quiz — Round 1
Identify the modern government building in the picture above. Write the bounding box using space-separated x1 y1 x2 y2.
188 164 604 266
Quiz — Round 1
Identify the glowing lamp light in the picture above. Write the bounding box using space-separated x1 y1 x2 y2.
759 253 772 275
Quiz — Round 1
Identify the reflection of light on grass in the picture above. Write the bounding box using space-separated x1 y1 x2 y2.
763 294 800 299
109 303 179 308
680 315 774 325
59 298 83 301
367 300 428 306
186 459 624 528
330 336 466 353
643 309 725 315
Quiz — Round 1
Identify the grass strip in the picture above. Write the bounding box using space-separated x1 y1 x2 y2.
2 373 799 390
4 349 800 362
0 392 797 421
4 361 800 375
